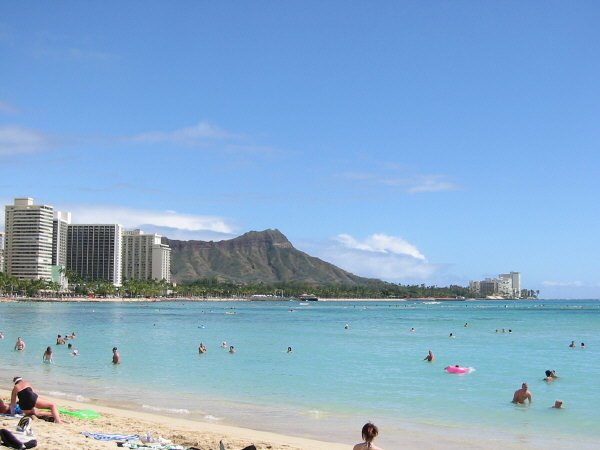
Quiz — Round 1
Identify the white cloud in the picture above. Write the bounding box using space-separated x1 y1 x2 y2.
337 167 459 194
335 233 426 260
0 125 51 155
130 121 237 146
306 233 442 282
64 204 235 235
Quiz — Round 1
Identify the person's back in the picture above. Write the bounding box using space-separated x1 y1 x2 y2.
353 422 383 450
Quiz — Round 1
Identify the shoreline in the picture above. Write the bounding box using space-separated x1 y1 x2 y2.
0 388 349 450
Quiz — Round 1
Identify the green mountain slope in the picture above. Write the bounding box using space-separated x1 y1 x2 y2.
165 229 377 285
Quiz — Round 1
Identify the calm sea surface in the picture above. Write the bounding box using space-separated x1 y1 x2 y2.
0 299 598 448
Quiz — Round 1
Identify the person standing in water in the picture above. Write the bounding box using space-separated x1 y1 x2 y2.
42 346 53 363
512 382 532 404
112 347 121 364
424 350 434 362
353 422 383 450
14 337 25 351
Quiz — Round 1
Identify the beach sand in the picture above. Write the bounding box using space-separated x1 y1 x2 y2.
0 390 349 450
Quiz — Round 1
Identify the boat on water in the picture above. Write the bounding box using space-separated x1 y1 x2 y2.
296 294 319 301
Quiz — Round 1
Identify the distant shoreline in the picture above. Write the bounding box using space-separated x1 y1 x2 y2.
0 295 530 303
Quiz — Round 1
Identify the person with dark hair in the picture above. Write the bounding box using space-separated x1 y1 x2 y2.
42 347 53 363
9 377 61 423
543 370 558 382
112 347 121 364
353 422 383 450
424 350 434 362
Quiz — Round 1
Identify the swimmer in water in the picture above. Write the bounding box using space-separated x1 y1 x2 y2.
544 370 558 382
112 347 121 364
198 342 207 354
449 333 455 338
14 337 25 351
345 324 350 330
221 341 228 348
287 346 292 353
569 340 576 348
229 346 236 354
581 342 586 349
410 327 415 332
552 400 563 409
42 346 53 363
424 350 434 362
56 335 65 345
512 382 532 404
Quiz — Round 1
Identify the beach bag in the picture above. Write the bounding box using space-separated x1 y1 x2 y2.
0 417 37 449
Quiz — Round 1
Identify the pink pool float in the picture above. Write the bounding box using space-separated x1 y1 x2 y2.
445 365 473 374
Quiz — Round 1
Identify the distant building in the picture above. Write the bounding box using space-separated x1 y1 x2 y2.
52 211 71 289
67 224 123 286
0 231 5 273
470 271 522 298
122 229 171 282
4 198 54 280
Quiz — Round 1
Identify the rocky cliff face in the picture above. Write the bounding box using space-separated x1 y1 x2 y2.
164 229 372 285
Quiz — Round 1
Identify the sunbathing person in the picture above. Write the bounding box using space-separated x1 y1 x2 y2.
9 377 61 423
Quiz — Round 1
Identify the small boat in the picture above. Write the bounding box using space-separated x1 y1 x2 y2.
297 294 319 301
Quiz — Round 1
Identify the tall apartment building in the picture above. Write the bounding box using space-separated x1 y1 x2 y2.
499 272 521 297
0 231 5 273
122 229 171 282
470 271 522 298
52 211 71 267
4 198 54 280
67 224 123 286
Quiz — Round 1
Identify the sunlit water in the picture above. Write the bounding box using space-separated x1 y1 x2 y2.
0 299 598 448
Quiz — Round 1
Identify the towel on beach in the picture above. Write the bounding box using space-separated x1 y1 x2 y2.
118 443 185 450
81 431 139 441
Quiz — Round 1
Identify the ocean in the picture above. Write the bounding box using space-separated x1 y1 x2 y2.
0 299 598 449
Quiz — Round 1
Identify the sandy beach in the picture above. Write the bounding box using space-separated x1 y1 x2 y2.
0 389 349 450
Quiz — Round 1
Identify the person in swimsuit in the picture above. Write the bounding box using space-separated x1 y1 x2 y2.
14 337 25 351
198 342 207 354
424 350 434 362
512 382 532 404
353 422 383 450
42 346 53 363
9 377 61 423
112 347 121 364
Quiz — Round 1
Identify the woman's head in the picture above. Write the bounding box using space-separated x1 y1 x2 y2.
361 422 378 443
13 377 23 385
46 346 52 352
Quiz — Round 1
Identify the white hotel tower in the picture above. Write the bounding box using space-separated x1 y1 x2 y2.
4 198 54 280
122 229 171 282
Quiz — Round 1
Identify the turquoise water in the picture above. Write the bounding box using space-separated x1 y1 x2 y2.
0 299 598 448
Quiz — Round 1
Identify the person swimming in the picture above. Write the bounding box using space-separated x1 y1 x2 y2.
544 370 558 382
569 340 576 348
552 400 563 409
287 346 293 353
14 337 25 351
424 350 434 362
229 346 236 354
198 342 207 354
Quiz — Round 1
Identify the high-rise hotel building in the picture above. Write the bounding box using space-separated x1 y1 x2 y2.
67 224 123 286
122 229 171 282
4 198 54 280
0 231 5 273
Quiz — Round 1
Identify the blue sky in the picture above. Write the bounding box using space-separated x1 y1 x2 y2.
1 2 599 297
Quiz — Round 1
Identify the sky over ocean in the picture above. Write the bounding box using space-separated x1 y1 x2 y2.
1 1 599 297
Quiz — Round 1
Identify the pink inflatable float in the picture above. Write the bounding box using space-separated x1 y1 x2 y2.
445 365 470 374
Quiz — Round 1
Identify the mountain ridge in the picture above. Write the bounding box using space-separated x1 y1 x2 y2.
164 229 379 285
